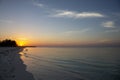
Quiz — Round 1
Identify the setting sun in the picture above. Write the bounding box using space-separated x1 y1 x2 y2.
17 38 27 46
18 41 25 46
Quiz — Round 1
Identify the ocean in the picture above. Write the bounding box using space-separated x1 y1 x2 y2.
20 47 120 80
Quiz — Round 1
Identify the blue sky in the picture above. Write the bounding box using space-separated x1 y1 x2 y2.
0 0 120 46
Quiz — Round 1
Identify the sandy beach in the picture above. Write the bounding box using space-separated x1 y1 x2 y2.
0 47 35 80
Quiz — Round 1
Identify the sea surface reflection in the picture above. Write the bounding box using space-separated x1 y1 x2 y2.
20 47 120 80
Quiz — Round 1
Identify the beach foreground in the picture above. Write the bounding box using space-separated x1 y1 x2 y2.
0 47 35 80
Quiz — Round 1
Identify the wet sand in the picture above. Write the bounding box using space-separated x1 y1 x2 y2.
0 47 35 80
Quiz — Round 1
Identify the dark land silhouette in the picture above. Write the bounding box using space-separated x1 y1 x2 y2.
0 39 18 47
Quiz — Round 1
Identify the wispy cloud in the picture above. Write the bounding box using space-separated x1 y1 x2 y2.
64 28 90 35
0 20 13 23
33 3 44 7
102 21 115 28
99 39 111 43
32 0 44 7
105 29 119 33
52 10 104 18
32 2 105 19
79 28 90 33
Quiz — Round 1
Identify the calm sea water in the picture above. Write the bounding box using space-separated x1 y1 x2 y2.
20 47 120 80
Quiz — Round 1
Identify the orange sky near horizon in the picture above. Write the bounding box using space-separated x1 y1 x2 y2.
0 31 120 47
12 37 120 46
0 33 119 46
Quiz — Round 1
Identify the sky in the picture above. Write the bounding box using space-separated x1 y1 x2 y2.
0 0 120 46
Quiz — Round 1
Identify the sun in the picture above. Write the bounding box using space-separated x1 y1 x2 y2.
19 41 25 46
17 38 27 46
17 41 26 46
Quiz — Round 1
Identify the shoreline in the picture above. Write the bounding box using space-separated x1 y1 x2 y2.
0 47 35 80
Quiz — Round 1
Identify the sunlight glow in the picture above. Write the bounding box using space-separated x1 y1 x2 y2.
17 38 27 46
19 41 24 46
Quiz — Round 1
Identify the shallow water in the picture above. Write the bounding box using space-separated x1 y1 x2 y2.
20 47 120 80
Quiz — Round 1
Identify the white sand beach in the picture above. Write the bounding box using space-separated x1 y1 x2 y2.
0 47 35 80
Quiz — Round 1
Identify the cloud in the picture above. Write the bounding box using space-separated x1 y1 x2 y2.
64 28 90 35
52 10 104 18
0 20 13 23
105 29 119 33
32 0 44 7
99 39 111 43
33 3 44 7
78 28 90 33
102 21 115 28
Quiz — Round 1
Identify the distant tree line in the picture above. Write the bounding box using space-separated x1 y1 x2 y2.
0 39 18 47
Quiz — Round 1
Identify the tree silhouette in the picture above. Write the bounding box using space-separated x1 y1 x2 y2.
0 39 18 47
